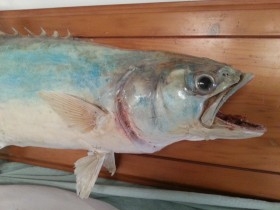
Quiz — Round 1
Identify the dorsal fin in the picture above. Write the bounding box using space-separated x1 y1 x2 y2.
0 27 72 39
0 28 19 37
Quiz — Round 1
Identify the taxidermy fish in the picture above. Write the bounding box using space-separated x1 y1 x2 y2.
0 31 265 198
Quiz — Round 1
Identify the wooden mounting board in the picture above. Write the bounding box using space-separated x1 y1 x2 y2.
0 0 280 201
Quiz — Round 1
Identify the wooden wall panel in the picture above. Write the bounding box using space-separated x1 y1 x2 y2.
0 0 280 201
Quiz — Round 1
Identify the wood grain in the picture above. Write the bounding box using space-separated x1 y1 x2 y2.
1 1 280 37
1 0 280 201
2 147 280 200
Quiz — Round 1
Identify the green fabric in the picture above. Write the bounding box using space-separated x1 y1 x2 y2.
0 161 280 210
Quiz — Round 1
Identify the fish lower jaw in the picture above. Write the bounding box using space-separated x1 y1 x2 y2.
209 112 266 139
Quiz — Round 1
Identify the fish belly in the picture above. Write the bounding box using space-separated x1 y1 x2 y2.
0 100 136 152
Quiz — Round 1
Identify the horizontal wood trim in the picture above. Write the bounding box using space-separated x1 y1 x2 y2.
3 1 280 16
0 147 84 172
1 146 280 200
1 2 280 37
116 154 280 201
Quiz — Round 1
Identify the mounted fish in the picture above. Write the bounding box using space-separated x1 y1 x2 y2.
0 30 265 198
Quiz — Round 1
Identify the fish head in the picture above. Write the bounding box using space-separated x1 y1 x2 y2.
118 55 266 150
155 56 266 143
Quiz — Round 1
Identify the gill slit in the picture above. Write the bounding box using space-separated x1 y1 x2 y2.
115 66 157 152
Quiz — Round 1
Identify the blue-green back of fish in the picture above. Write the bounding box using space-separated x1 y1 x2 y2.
0 37 156 105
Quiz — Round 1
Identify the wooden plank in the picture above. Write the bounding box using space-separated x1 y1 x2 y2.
0 147 85 172
1 146 280 200
1 2 280 37
116 155 280 201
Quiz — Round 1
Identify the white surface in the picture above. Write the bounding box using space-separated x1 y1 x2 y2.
0 0 195 10
0 185 119 210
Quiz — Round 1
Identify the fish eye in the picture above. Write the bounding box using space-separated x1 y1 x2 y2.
195 74 216 95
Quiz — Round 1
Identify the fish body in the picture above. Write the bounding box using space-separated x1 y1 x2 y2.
0 37 157 153
0 36 265 198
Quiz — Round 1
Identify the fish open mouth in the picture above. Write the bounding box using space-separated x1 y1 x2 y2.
215 112 264 130
200 73 266 138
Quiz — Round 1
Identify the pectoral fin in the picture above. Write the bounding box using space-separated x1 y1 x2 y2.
103 152 116 175
40 92 108 133
74 151 106 199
